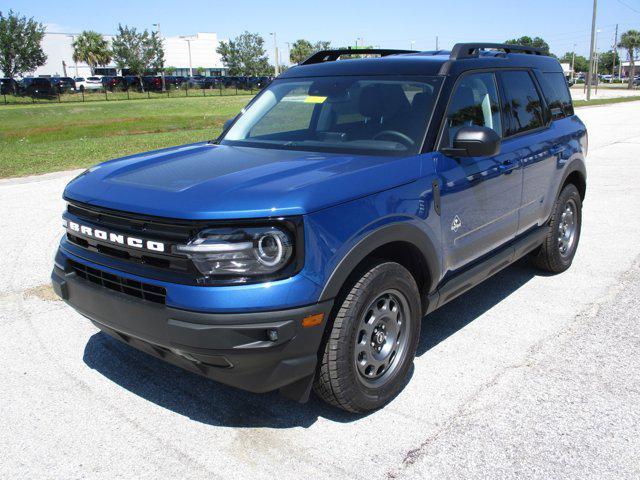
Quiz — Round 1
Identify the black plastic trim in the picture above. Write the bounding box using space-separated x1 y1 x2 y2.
318 222 440 302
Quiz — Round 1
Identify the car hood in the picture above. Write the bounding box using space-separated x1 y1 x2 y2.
64 142 421 220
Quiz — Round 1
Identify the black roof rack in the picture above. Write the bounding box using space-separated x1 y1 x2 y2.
450 43 545 60
300 48 417 65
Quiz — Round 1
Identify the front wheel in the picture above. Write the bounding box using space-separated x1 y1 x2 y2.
532 183 582 273
314 262 421 413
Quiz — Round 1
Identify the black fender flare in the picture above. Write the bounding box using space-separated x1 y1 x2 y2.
558 157 587 200
318 222 441 302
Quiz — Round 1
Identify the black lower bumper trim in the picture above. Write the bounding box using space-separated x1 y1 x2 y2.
51 263 333 398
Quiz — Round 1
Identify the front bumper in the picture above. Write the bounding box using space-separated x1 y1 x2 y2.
51 259 333 400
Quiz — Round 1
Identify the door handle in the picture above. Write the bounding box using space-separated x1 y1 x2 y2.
498 160 517 174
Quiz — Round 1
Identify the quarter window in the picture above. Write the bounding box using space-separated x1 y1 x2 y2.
499 71 545 136
540 72 574 120
441 72 501 148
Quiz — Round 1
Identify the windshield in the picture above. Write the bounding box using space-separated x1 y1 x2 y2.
221 75 442 156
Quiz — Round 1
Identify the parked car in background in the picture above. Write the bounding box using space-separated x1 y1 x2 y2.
51 77 76 94
1 78 18 95
141 75 163 91
101 76 124 92
164 75 186 89
77 76 104 91
74 76 103 92
19 77 57 98
187 75 207 88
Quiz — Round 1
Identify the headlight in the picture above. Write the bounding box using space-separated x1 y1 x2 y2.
174 226 296 280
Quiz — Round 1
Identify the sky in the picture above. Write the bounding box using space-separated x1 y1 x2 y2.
5 0 640 64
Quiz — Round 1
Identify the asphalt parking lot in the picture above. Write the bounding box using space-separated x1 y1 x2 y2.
1 101 639 479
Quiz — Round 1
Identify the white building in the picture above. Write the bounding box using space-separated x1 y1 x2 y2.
30 31 227 78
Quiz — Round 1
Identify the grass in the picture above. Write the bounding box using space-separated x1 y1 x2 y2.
0 94 253 177
574 95 640 108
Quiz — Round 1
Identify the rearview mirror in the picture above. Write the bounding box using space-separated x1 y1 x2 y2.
442 125 501 158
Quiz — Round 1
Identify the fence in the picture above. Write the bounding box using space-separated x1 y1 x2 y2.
1 83 258 106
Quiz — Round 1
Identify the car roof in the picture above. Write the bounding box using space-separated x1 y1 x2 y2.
279 48 564 79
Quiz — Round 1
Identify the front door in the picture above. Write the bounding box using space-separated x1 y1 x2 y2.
436 71 523 275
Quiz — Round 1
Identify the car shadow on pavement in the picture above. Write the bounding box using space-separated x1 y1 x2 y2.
83 258 539 428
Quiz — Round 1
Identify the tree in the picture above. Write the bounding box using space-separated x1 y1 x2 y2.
164 66 176 75
289 39 332 64
597 50 619 75
0 10 46 88
289 39 313 64
72 30 111 75
559 52 589 73
216 31 271 76
111 24 164 90
505 36 550 55
618 30 640 89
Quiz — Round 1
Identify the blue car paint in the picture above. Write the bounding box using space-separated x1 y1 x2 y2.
58 57 587 316
64 143 423 220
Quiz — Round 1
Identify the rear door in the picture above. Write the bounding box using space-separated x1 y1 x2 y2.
497 70 558 234
436 71 522 274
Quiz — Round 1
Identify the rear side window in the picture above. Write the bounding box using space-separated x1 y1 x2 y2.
499 71 545 137
441 72 502 148
540 72 574 120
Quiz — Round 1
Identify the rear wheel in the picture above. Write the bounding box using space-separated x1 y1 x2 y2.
314 262 421 413
532 183 582 273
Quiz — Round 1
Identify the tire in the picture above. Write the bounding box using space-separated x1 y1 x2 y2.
314 261 422 413
532 183 582 273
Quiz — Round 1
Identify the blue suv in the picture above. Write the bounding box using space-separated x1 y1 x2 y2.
52 44 587 412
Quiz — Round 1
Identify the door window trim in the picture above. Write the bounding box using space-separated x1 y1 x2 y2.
435 68 504 152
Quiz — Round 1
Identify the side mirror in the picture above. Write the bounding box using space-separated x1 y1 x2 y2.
442 125 501 158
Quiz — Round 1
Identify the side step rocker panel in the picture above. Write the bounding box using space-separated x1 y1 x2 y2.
425 227 549 314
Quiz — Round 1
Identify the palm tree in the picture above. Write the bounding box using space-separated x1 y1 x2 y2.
72 31 111 75
618 30 640 90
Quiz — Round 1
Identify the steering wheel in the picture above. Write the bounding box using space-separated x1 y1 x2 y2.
372 130 415 148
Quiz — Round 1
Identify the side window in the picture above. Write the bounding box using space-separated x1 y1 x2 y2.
442 72 501 148
499 71 545 136
540 72 574 120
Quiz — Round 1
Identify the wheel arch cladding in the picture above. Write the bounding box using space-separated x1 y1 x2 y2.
318 223 440 308
563 169 586 200
559 157 587 201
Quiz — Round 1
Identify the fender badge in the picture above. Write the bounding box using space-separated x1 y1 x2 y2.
451 215 462 232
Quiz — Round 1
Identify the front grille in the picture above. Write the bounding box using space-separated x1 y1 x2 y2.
64 201 201 284
68 259 166 304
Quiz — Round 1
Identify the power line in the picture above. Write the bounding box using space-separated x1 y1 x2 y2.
616 0 640 14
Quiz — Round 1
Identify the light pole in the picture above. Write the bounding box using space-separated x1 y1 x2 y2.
586 0 597 101
285 42 291 66
410 40 415 50
153 23 166 91
270 33 279 76
180 36 194 77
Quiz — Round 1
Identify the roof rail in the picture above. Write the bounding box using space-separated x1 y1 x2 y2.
300 48 417 65
450 43 545 60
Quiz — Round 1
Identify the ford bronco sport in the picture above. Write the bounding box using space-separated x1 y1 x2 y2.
52 44 587 413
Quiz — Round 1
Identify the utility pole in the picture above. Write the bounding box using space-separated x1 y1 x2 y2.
153 23 166 91
410 40 415 50
270 32 279 76
586 0 597 101
571 44 576 82
595 29 601 94
435 35 439 50
285 42 291 66
611 24 618 83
